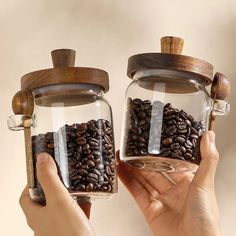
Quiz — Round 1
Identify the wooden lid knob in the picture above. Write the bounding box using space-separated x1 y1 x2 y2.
211 72 230 100
51 49 76 68
161 36 184 54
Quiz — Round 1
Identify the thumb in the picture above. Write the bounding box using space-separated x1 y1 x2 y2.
36 153 71 204
192 131 219 189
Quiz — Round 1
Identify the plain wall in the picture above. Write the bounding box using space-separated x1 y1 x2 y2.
0 0 235 235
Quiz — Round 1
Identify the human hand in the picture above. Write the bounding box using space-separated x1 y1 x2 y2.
20 153 95 236
118 131 220 236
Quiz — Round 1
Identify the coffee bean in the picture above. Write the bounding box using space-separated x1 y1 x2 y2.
173 149 182 157
81 164 89 171
87 160 95 168
170 143 180 150
184 153 193 160
185 140 193 149
179 146 186 154
78 169 88 176
174 136 185 144
137 111 146 119
91 168 101 176
162 138 173 146
185 119 192 127
178 122 187 130
76 137 86 145
137 136 146 143
171 151 180 159
166 125 177 135
86 183 94 192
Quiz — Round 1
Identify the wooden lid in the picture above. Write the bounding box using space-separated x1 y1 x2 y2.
21 49 109 92
127 36 213 86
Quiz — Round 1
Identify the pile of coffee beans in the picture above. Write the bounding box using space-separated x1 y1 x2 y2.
32 119 116 193
126 98 205 164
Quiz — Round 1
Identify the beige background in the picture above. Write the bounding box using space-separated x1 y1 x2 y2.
0 0 235 235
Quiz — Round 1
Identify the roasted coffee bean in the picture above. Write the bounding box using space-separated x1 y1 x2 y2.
68 158 77 166
185 119 192 127
137 111 146 119
47 143 54 149
166 120 177 125
86 183 94 192
178 122 187 130
162 138 173 146
190 134 199 139
165 125 177 135
98 176 104 185
185 140 193 149
91 168 101 176
87 160 95 168
138 119 146 126
173 149 182 157
184 153 193 160
70 169 79 177
76 184 86 191
179 146 186 154
87 173 98 180
171 151 181 159
105 165 112 175
186 148 193 154
164 109 175 116
170 143 180 150
96 163 105 170
137 136 146 143
92 151 101 157
78 169 88 176
174 136 185 144
76 137 86 145
81 164 89 171
126 98 204 165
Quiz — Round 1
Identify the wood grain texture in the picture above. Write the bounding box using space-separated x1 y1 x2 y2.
161 36 184 54
211 72 230 100
51 49 76 67
21 67 109 92
209 72 230 130
24 127 35 188
127 53 213 85
12 90 34 115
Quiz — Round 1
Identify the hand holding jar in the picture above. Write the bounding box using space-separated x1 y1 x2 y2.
20 153 95 236
118 131 221 236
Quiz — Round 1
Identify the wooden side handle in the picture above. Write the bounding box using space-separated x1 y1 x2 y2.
161 36 184 54
209 72 230 130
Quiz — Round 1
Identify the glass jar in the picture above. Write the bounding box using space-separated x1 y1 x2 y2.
120 36 230 172
8 49 117 204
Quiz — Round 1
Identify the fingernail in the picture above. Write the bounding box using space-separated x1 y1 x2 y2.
37 153 49 164
208 131 215 144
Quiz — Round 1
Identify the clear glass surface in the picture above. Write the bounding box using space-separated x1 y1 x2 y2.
120 72 213 172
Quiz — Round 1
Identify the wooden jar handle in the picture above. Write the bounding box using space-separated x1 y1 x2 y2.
161 36 184 54
209 72 230 130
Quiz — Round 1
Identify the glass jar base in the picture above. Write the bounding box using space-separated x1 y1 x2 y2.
123 156 198 172
29 188 115 205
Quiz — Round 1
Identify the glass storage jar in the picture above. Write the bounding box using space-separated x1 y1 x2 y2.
8 49 117 204
120 36 230 172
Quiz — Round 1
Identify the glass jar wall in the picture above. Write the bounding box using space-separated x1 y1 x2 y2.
120 70 213 172
30 84 117 203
